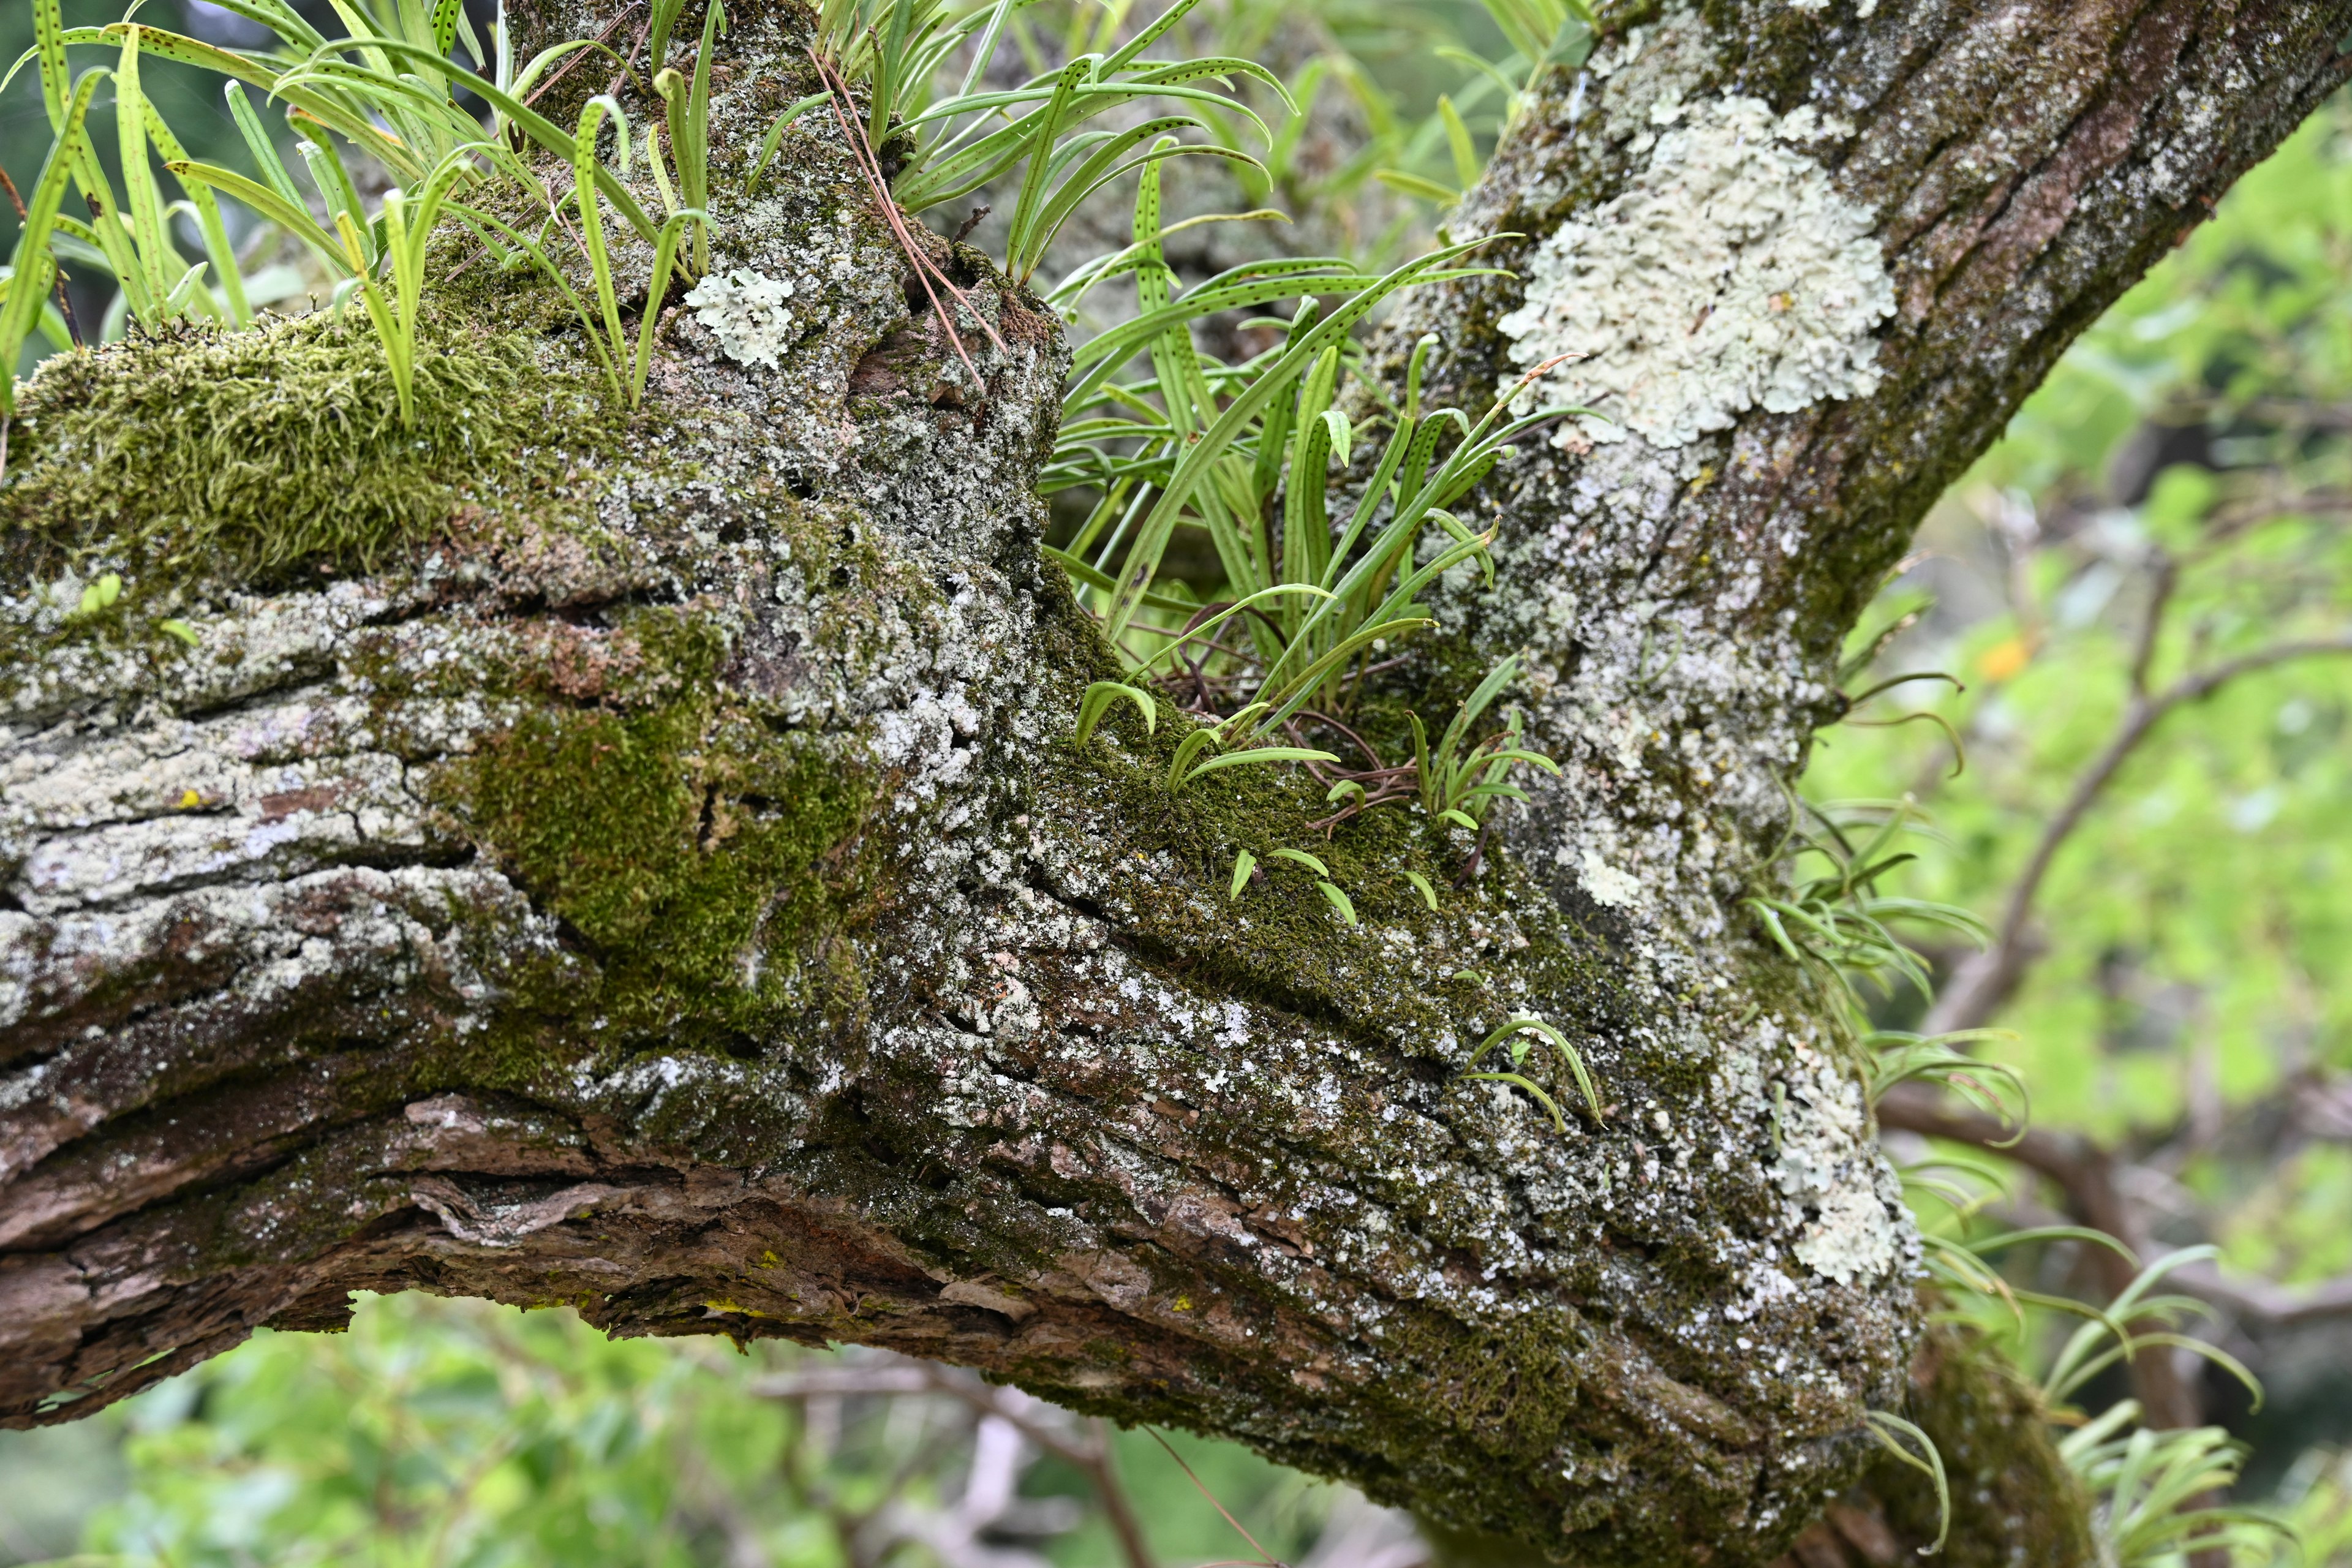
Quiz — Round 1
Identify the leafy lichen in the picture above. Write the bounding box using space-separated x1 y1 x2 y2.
1496 93 1889 448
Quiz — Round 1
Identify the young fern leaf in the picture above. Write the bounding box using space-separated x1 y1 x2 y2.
1265 848 1329 876
1404 871 1439 911
329 144 473 427
1228 850 1256 899
750 93 834 189
1862 1411 1949 1556
573 95 631 395
1074 680 1157 745
647 0 690 67
653 0 722 277
1169 741 1338 792
1457 1069 1569 1131
633 209 709 402
1315 881 1358 925
141 100 247 324
1101 236 1504 645
116 28 178 324
1461 1016 1602 1126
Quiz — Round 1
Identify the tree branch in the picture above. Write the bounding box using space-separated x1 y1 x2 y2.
1923 633 2352 1036
1874 1082 2206 1429
8 2 2352 1564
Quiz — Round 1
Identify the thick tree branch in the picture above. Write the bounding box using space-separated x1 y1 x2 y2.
5 2 2351 1566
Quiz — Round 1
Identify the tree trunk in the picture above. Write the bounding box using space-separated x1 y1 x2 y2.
2 1 2343 1563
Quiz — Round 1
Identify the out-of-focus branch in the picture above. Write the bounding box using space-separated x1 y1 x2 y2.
1875 1083 2202 1429
2126 554 2177 699
2162 1257 2352 1327
1923 632 2352 1036
754 1360 1158 1568
1881 1084 2352 1412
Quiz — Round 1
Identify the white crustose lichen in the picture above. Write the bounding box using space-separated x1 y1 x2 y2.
1498 94 1894 448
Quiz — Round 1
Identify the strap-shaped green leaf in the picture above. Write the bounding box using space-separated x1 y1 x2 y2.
1074 680 1158 745
1103 238 1491 644
0 69 100 415
1227 850 1257 899
165 159 348 276
326 36 663 245
1175 745 1338 790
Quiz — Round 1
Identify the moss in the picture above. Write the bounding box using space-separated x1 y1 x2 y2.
1866 1319 2097 1567
0 310 616 594
433 604 877 1054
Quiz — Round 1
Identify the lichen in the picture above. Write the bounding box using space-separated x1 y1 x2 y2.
1713 1019 1909 1289
1576 846 1643 908
1494 94 1891 448
684 268 802 368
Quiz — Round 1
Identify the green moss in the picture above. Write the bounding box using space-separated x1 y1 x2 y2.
435 605 876 1050
1866 1320 2097 1567
0 310 614 592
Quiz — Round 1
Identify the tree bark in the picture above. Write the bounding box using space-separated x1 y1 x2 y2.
2 1 2344 1564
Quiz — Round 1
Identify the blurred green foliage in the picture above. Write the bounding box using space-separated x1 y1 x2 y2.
1811 92 2352 1559
1812 94 2352 1257
0 1292 1342 1568
0 0 277 357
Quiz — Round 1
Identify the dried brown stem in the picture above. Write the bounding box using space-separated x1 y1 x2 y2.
809 49 1003 392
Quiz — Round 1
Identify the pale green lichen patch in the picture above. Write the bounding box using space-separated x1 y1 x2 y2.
685 270 804 368
1496 94 1888 447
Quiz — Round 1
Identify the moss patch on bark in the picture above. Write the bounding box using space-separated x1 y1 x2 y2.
0 311 614 593
1871 1319 2097 1567
432 605 878 1054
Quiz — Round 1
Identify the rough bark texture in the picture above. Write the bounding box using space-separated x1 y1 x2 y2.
2 1 2344 1564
